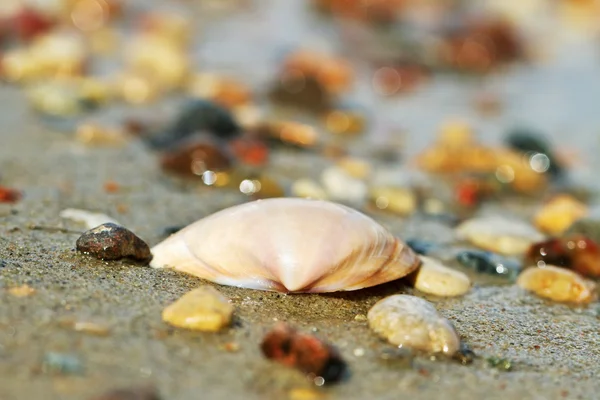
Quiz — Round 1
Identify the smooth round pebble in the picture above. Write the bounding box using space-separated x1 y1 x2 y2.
162 286 234 332
412 256 471 297
516 265 597 304
367 295 460 355
291 178 328 200
321 166 367 204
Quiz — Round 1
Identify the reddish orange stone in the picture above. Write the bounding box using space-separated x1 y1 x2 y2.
229 137 269 166
261 322 347 384
12 7 55 42
0 186 21 203
103 181 120 193
527 236 600 278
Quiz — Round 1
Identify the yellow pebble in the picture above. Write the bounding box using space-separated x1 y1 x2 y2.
8 285 36 297
369 187 417 216
162 286 234 332
412 256 471 297
534 195 589 235
516 265 596 304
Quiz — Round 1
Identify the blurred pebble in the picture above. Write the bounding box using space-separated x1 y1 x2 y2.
8 284 36 297
160 141 231 178
405 239 438 256
291 178 328 200
367 295 460 355
288 388 325 400
453 343 476 365
76 223 152 264
59 319 111 337
261 322 347 385
323 109 364 136
10 7 55 42
148 99 240 149
527 236 600 278
76 123 128 147
566 218 600 244
60 208 120 230
369 187 416 216
269 75 332 113
89 385 161 400
456 216 545 256
0 186 22 203
42 352 83 375
336 157 371 179
533 195 588 235
187 73 251 108
321 166 367 204
162 286 233 332
229 137 269 166
486 357 512 371
239 175 285 199
516 265 596 304
410 256 471 297
505 129 562 178
456 250 522 281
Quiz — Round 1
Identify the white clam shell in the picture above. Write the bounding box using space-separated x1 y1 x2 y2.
150 198 420 293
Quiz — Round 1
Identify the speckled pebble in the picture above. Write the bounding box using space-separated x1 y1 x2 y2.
162 286 234 332
411 256 471 297
516 265 597 304
367 295 460 355
76 223 152 264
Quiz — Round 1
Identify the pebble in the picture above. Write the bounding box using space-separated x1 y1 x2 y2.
60 208 120 230
59 320 111 337
533 195 588 235
160 141 232 178
405 239 438 256
148 99 240 149
89 385 161 400
410 256 471 297
486 356 513 372
369 187 417 216
367 295 460 355
505 129 562 178
456 216 545 256
321 166 367 204
261 322 347 384
42 352 84 375
336 157 371 179
288 388 325 400
456 250 522 281
516 265 597 304
0 186 22 203
8 284 36 297
75 123 129 147
527 236 600 278
566 218 600 244
291 178 328 200
162 286 234 332
76 223 152 264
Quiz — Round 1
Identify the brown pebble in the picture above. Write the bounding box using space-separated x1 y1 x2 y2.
160 141 231 177
76 223 152 264
261 322 347 384
89 385 161 400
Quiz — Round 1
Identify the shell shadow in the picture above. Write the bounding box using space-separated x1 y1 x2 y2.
318 278 414 302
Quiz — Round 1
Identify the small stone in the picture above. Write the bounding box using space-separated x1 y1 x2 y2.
42 352 83 375
323 109 365 136
567 218 600 244
369 187 417 216
321 166 367 204
453 343 476 365
8 284 36 297
89 385 161 400
148 99 240 149
0 186 22 203
336 157 371 179
533 195 588 235
261 322 347 384
354 314 367 322
456 216 545 256
220 342 240 352
410 256 471 297
60 208 120 230
505 129 562 178
229 137 269 166
367 295 460 355
239 176 285 199
76 223 152 264
187 73 251 108
160 141 232 178
162 286 234 332
76 123 129 147
486 356 512 372
11 7 55 42
456 250 522 281
405 239 438 256
291 179 328 200
527 236 600 278
254 121 319 149
516 265 596 304
288 388 325 400
59 320 111 337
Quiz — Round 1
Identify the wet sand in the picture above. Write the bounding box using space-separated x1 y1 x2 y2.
1 85 599 400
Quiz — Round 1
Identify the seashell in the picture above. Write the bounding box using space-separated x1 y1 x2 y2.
456 215 545 256
150 198 420 293
367 294 460 355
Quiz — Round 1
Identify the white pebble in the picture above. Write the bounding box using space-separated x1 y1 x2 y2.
367 294 460 355
59 208 120 230
413 256 471 297
321 166 367 204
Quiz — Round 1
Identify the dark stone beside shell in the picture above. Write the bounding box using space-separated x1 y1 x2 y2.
76 223 152 264
89 385 161 400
